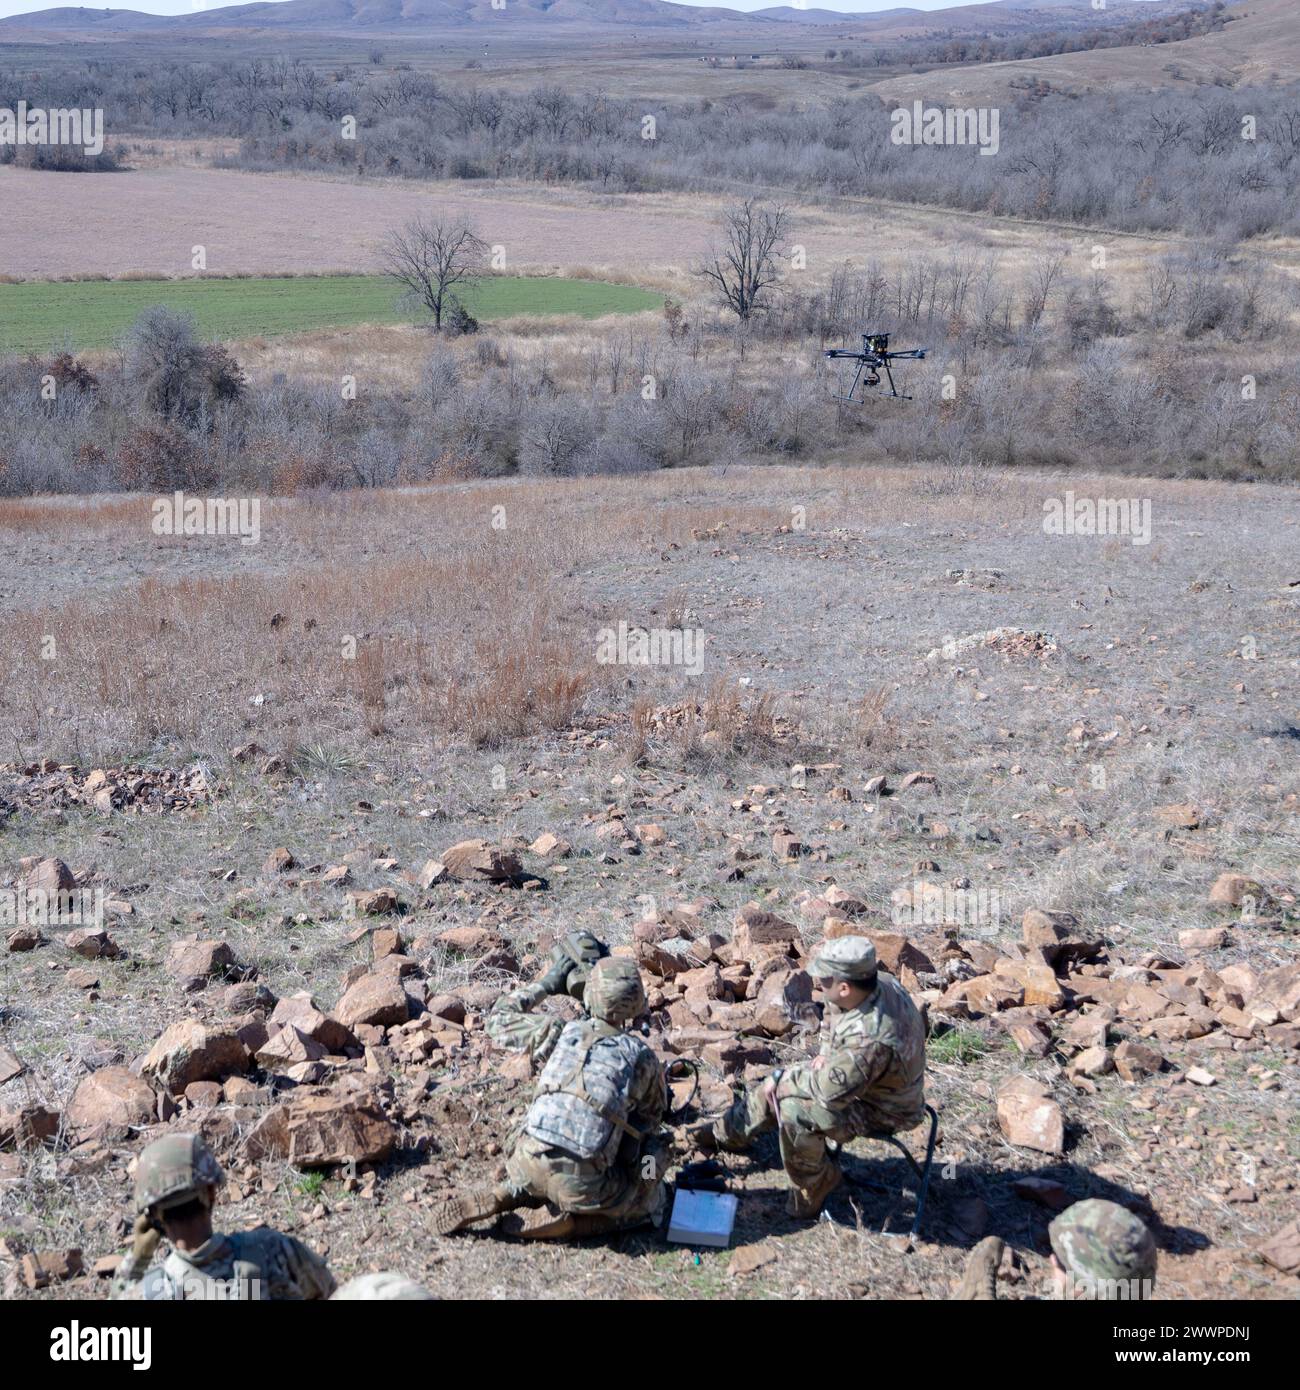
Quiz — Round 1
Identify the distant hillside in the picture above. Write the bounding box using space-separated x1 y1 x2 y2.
0 0 1210 37
872 0 1299 98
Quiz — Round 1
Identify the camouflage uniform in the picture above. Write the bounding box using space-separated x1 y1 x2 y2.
713 936 926 1200
436 956 669 1237
485 931 610 1066
115 1228 337 1302
1049 1199 1157 1300
111 1133 335 1302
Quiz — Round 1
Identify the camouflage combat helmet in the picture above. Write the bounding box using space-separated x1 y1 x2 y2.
808 935 878 985
134 1133 225 1217
584 956 646 1026
1049 1199 1156 1293
558 930 609 1000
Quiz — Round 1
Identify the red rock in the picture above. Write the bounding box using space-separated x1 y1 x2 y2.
441 840 522 884
23 857 75 904
263 847 296 874
1257 1219 1300 1275
900 771 939 792
417 859 446 889
244 1087 397 1170
269 993 356 1052
1012 1176 1071 1210
1155 803 1200 829
335 973 410 1029
1208 873 1266 908
65 928 118 960
372 927 404 960
256 1025 327 1070
1021 908 1100 967
65 1067 155 1135
347 888 400 918
21 1249 83 1289
0 1103 61 1149
996 1076 1064 1155
184 1081 224 1108
166 938 238 992
0 1046 24 1084
140 1020 249 1091
754 969 813 1038
528 833 571 859
1255 963 1300 1022
427 994 466 1025
1113 1039 1164 1081
1178 927 1229 952
732 903 801 961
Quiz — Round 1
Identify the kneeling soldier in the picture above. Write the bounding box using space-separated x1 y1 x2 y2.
112 1133 336 1300
434 955 669 1239
699 935 927 1218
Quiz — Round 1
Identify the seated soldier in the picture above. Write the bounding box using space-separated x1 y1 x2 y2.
112 1134 336 1300
484 930 609 1066
433 955 670 1240
697 934 927 1218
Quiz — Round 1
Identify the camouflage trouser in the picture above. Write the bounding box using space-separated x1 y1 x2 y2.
504 1129 670 1233
715 1086 909 1189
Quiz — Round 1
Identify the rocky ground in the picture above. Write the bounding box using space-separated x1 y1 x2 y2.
0 463 1297 1300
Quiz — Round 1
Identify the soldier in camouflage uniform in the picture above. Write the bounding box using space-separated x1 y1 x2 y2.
433 955 670 1240
112 1133 336 1301
1049 1199 1157 1299
952 1200 1156 1300
483 930 609 1066
698 935 927 1218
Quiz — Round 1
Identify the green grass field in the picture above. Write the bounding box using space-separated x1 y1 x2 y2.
0 274 663 355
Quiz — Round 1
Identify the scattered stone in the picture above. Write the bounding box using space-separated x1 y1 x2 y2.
347 888 400 918
166 938 238 992
441 840 522 884
65 1067 156 1136
1012 1176 1071 1210
1208 873 1266 909
1178 928 1229 952
996 1076 1064 1155
1184 1066 1217 1087
263 847 296 875
417 860 446 889
21 1249 82 1290
0 1046 24 1084
140 1020 249 1091
1256 1219 1300 1276
728 1241 778 1277
244 1087 397 1170
335 973 410 1030
0 1103 60 1149
65 928 118 960
1114 1040 1164 1082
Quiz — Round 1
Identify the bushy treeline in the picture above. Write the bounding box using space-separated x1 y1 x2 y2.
832 1 1230 70
2 244 1295 497
4 57 1300 239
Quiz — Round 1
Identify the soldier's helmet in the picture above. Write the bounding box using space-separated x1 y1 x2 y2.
561 930 609 1000
134 1134 225 1218
1049 1199 1156 1294
331 1272 435 1301
808 935 878 984
584 956 646 1025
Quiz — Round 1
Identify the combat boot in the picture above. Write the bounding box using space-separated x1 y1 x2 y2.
430 1185 519 1236
954 1235 1004 1301
498 1205 578 1240
786 1163 843 1219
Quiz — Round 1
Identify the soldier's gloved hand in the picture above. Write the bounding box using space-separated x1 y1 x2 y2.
130 1213 162 1267
537 953 572 996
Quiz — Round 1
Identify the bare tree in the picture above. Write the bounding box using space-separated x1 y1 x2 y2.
381 217 488 331
693 199 790 323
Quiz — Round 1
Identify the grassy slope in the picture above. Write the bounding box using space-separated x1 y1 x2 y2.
0 274 663 354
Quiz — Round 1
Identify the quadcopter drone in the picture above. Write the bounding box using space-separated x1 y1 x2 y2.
824 332 928 402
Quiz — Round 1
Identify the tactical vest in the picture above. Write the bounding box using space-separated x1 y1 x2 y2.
524 1017 646 1165
144 1233 265 1301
